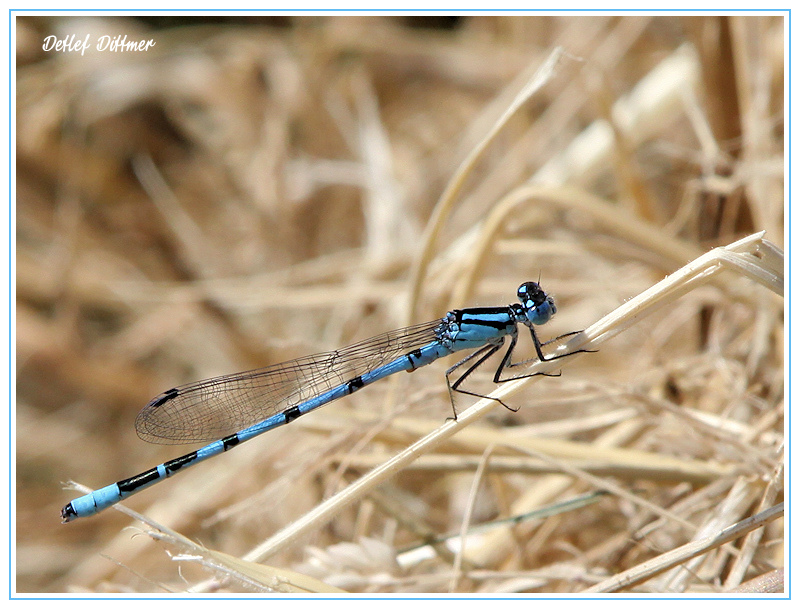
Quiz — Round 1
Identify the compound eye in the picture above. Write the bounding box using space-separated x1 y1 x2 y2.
517 281 542 305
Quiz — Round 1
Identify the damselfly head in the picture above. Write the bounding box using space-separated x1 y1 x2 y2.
517 281 556 325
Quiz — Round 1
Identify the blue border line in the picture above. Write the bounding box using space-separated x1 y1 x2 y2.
7 9 11 601
787 8 791 601
7 8 796 12
10 8 790 601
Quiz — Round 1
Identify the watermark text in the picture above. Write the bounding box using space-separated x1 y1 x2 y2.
43 34 156 56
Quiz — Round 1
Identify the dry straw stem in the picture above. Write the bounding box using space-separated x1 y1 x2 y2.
406 46 571 323
584 502 783 593
415 43 702 314
64 481 345 594
174 549 346 594
723 462 784 588
449 443 496 592
212 231 782 569
451 184 704 308
320 412 736 485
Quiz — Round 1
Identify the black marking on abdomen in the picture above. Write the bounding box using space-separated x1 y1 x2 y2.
61 503 77 521
406 348 423 371
222 434 240 450
347 376 365 394
149 387 180 409
117 467 163 494
284 405 302 423
164 452 199 474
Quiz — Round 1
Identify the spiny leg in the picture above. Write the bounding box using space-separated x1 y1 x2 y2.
444 329 593 418
504 328 594 372
540 329 598 356
444 341 512 418
541 329 584 347
489 329 560 390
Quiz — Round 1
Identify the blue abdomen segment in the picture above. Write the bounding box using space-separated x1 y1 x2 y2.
61 341 456 521
62 409 305 520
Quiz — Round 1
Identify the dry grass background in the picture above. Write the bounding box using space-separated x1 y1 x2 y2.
15 15 784 594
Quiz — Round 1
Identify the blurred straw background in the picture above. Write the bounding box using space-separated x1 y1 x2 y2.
15 15 784 594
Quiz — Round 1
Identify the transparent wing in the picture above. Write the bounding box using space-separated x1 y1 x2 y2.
136 319 444 444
